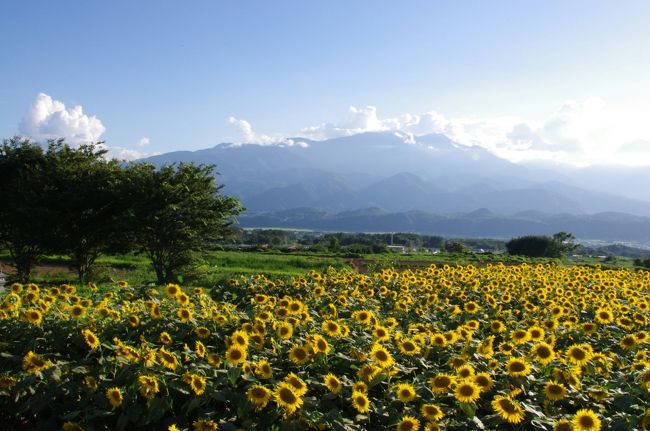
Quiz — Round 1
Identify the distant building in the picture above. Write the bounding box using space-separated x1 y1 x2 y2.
387 245 407 253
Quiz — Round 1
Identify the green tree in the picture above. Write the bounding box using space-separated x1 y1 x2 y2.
444 240 467 253
44 140 129 281
0 138 51 280
127 162 241 284
505 232 577 258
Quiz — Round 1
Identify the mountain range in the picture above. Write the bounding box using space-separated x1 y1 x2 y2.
141 132 650 242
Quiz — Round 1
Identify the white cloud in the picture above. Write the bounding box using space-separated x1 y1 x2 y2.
227 116 308 147
19 93 106 144
18 93 160 161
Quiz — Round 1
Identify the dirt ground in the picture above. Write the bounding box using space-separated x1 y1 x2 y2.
0 259 76 276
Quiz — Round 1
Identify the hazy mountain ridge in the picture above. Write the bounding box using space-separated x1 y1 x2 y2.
142 132 650 217
238 208 650 243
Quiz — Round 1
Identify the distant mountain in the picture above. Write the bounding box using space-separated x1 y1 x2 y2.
239 208 650 244
140 131 650 241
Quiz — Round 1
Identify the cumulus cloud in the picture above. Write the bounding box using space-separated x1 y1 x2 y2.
18 93 159 161
19 93 106 144
227 116 308 147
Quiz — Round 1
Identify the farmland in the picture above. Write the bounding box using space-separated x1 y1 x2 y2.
1 262 649 430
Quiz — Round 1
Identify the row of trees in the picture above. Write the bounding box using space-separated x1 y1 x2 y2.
505 232 578 258
0 137 241 283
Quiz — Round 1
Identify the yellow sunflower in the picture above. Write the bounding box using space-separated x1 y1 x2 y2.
288 344 311 365
396 416 420 431
506 357 531 377
255 359 273 379
491 395 525 424
429 374 455 394
573 409 601 431
246 385 272 410
82 329 100 350
324 373 342 394
106 387 123 407
351 390 370 413
421 403 444 422
544 380 567 401
454 380 481 404
284 372 308 396
369 343 395 368
225 345 247 365
530 342 556 365
138 375 159 400
274 383 303 416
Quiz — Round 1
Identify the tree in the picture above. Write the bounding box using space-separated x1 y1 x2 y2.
0 138 52 280
44 140 129 281
127 163 241 284
444 240 467 253
505 232 576 258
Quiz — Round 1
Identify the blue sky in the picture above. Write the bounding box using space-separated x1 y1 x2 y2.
1 1 649 164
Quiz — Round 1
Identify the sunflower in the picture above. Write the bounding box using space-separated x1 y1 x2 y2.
22 351 52 373
396 416 420 431
284 373 308 396
322 319 342 337
106 387 123 408
352 381 367 393
192 419 218 431
70 304 86 319
246 385 272 410
369 343 395 368
473 372 494 392
506 357 531 377
429 374 455 394
573 409 601 431
463 301 480 314
324 373 342 394
274 383 303 416
62 422 84 431
138 375 159 400
639 370 650 389
620 334 638 350
544 380 567 401
82 329 100 350
511 329 530 344
454 380 481 404
430 333 448 348
159 332 173 345
84 375 98 391
165 283 180 297
491 395 525 424
351 390 370 413
24 308 43 325
288 344 311 365
195 326 211 339
530 342 556 365
312 335 331 354
127 314 140 327
566 344 593 366
398 338 421 356
394 383 417 402
158 347 180 371
230 330 250 348
456 365 475 379
177 307 193 323
594 308 614 324
225 345 247 365
255 359 273 379
528 326 545 341
188 374 206 396
421 403 444 422
553 419 573 431
373 325 391 341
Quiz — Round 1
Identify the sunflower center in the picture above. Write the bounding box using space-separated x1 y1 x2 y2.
509 362 526 372
459 384 475 396
579 416 595 427
571 348 586 360
279 388 297 403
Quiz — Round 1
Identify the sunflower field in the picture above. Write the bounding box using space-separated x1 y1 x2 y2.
1 263 649 431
